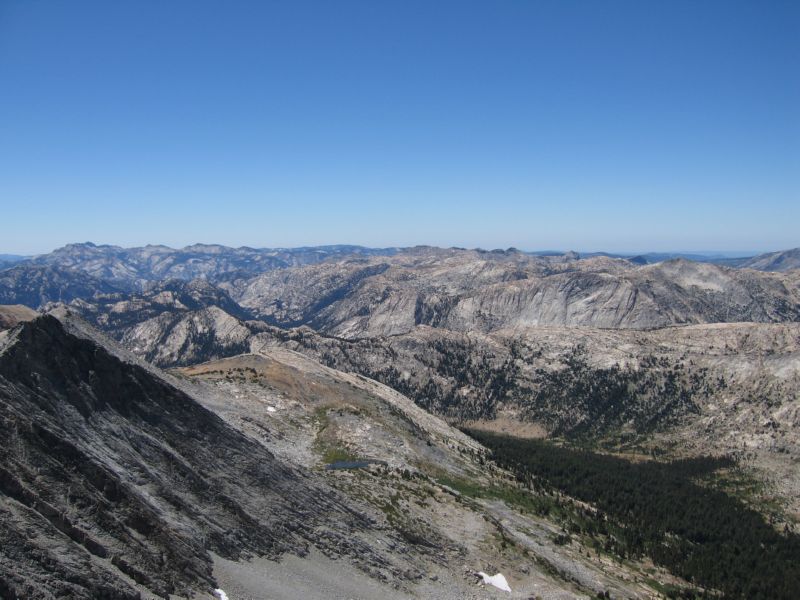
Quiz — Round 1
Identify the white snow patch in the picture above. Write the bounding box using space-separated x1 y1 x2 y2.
267 406 277 413
477 571 511 592
213 589 229 600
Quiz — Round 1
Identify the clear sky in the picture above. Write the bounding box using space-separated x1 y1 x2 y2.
1 1 798 255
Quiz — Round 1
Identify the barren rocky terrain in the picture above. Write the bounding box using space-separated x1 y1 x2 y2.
173 345 694 599
1 309 698 599
0 312 416 598
2 244 799 598
34 246 799 520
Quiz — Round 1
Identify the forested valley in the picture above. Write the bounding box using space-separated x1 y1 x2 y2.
465 430 800 600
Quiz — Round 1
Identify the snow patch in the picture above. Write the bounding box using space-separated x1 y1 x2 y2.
477 571 511 592
213 589 229 600
267 406 277 413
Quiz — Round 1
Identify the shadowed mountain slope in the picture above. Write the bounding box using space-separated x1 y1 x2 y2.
0 315 395 599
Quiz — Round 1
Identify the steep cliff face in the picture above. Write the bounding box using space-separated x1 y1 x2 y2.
0 316 394 599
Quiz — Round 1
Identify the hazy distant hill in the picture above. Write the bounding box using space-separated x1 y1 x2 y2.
0 264 118 308
737 247 800 272
24 242 398 290
17 243 799 295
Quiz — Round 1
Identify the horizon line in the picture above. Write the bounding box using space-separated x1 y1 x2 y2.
3 241 795 260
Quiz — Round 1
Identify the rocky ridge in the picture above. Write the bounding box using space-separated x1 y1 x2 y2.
62 278 254 335
0 304 37 330
172 343 695 599
8 246 800 333
0 314 407 598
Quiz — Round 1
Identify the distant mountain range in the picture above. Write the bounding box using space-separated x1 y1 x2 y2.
570 249 796 267
227 250 800 334
0 264 119 307
736 247 800 271
2 243 799 329
5 243 799 279
20 242 399 291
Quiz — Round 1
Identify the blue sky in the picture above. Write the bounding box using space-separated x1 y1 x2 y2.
1 1 798 254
